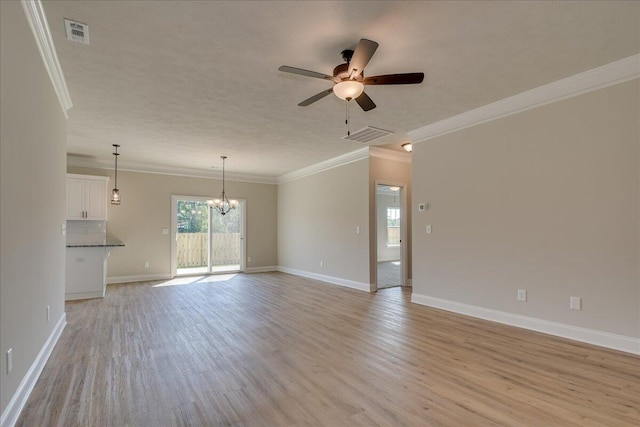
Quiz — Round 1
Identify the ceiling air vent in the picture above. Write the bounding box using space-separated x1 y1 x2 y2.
64 19 90 45
342 126 393 143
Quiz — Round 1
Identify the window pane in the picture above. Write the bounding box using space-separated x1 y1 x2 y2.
387 207 400 245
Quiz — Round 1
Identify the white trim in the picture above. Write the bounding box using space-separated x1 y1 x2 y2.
277 266 371 292
20 0 72 118
377 257 400 263
0 313 66 427
69 147 406 185
67 155 277 185
65 290 104 301
411 293 640 355
409 54 640 144
277 147 370 184
245 266 278 273
373 180 409 291
107 273 172 284
369 147 411 163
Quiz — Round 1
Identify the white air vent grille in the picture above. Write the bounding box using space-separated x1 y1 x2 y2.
342 126 393 143
64 19 89 45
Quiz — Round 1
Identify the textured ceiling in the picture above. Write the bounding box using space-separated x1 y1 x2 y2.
42 1 640 179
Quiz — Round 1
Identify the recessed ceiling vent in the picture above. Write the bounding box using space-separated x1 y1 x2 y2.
64 19 90 45
342 126 393 143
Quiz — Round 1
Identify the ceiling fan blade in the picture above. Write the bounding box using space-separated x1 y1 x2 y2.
278 66 336 81
348 39 379 77
363 73 425 85
355 91 376 111
298 88 334 106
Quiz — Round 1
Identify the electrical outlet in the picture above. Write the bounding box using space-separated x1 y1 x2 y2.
356 226 360 234
570 296 581 310
144 261 150 268
320 260 324 268
161 228 169 235
247 256 251 263
517 289 527 302
47 305 50 322
6 349 12 374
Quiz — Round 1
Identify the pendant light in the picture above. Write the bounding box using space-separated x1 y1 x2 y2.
111 144 121 205
207 156 238 215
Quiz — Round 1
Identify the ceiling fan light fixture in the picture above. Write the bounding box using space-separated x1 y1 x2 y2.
402 142 413 152
333 80 364 101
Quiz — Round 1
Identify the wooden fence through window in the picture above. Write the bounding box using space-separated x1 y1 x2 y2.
177 232 241 267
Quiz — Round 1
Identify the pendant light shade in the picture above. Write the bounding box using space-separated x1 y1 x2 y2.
401 142 413 153
111 144 121 205
207 156 238 215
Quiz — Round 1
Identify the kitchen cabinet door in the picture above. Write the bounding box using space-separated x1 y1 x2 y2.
85 178 107 220
67 177 86 219
67 174 108 220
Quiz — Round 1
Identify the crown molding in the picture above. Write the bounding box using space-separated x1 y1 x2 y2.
276 146 411 184
369 146 411 163
21 0 72 118
276 147 370 184
409 54 640 144
67 155 277 184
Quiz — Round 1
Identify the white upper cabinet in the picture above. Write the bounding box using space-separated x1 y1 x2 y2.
67 174 108 220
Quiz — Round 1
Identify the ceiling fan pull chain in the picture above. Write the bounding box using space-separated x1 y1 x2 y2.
345 100 350 136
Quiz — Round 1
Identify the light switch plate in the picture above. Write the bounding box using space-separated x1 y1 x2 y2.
517 289 527 301
570 296 581 310
426 225 432 234
162 228 169 235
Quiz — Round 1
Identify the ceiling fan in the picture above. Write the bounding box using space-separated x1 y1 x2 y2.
278 39 424 112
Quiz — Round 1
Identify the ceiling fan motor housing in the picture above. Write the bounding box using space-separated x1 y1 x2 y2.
333 63 363 81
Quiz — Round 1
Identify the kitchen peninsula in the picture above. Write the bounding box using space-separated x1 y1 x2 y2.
66 241 124 300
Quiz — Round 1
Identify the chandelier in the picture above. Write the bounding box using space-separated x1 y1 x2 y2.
208 156 238 215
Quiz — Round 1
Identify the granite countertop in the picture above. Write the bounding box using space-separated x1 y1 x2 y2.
66 241 125 248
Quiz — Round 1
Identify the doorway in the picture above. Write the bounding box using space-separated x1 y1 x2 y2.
170 195 246 276
375 183 407 290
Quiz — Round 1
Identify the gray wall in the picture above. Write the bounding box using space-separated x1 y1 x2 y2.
67 167 278 278
411 79 639 338
1 0 68 414
277 159 370 284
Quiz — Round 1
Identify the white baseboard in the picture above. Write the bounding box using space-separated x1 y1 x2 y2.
65 290 104 301
277 266 371 292
411 293 640 355
0 313 66 427
244 266 278 273
107 273 172 284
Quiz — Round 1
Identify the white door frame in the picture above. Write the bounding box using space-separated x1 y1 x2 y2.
373 181 408 290
170 195 246 277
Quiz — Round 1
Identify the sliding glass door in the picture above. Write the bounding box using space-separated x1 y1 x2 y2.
210 204 242 273
171 196 245 276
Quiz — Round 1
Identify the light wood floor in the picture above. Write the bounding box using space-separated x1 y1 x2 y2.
18 273 640 426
